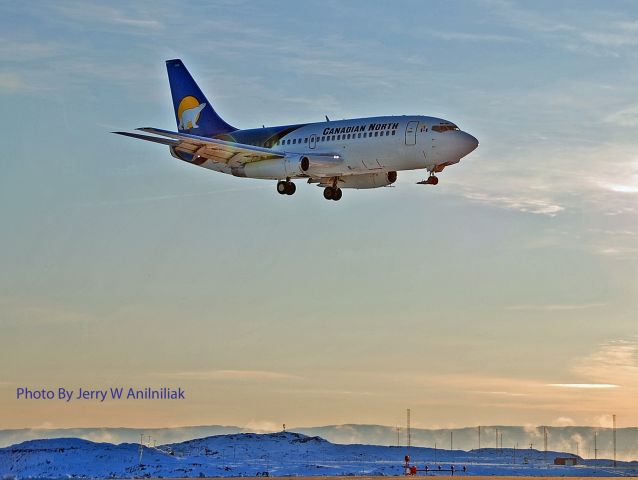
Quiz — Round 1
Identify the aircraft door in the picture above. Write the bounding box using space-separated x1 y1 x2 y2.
405 121 418 145
309 134 316 149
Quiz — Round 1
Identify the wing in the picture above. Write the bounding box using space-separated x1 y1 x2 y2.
113 127 284 168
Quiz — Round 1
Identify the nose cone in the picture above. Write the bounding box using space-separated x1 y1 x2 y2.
459 131 479 158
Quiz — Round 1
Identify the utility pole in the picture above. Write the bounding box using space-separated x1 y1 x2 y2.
407 409 411 451
495 428 498 449
594 431 598 460
500 432 503 450
450 431 453 451
396 426 400 447
543 427 548 465
478 426 481 450
613 414 617 468
138 433 145 465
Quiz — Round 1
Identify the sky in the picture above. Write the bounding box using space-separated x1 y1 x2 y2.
1 0 637 432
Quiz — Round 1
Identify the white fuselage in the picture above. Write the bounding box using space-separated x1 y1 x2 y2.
269 115 478 178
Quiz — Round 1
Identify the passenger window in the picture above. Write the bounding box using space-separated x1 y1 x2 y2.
293 139 297 144
392 130 396 135
321 136 325 141
374 131 378 137
304 138 308 143
332 135 336 141
357 133 361 138
337 135 341 140
386 131 390 136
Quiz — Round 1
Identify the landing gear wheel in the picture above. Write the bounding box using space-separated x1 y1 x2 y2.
277 181 287 195
285 181 296 195
323 187 334 200
332 188 343 201
426 175 439 185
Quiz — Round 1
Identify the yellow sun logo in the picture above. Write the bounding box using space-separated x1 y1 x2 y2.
177 96 206 130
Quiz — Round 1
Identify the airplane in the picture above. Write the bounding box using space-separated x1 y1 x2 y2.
114 59 478 201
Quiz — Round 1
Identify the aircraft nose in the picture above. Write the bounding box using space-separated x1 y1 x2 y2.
460 131 479 157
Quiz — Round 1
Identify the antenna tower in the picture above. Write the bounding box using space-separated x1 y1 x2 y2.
406 408 411 450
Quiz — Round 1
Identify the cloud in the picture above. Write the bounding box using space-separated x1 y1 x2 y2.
474 391 528 397
504 303 606 311
0 72 24 93
581 19 638 48
573 339 638 386
605 184 638 193
591 414 615 428
481 0 574 34
523 424 542 437
0 298 95 326
481 0 638 57
582 32 638 48
547 383 619 389
0 39 59 61
86 185 271 208
157 370 303 381
605 104 638 127
51 3 163 33
243 420 282 433
429 31 523 43
553 416 575 426
461 191 565 216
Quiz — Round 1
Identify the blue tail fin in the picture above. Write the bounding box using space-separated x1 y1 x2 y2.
165 59 236 136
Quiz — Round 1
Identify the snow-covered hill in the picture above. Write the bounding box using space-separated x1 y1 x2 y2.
3 424 637 462
1 431 637 478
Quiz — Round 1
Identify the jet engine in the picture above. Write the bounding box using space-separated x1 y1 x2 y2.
300 154 344 176
234 155 305 179
327 171 397 189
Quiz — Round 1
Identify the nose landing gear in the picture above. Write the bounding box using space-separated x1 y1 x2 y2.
417 173 439 185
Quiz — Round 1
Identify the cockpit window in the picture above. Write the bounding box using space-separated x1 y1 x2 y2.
432 124 459 133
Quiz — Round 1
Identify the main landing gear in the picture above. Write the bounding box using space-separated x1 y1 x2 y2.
277 179 296 195
417 173 439 185
323 186 343 201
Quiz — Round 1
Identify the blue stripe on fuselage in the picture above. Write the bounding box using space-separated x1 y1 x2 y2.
214 124 307 148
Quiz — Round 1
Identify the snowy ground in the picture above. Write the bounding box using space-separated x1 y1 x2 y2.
1 432 637 478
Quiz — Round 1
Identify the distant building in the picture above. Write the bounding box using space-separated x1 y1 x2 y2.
554 457 578 466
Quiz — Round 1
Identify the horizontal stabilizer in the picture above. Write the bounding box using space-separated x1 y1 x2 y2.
136 128 284 157
112 131 179 146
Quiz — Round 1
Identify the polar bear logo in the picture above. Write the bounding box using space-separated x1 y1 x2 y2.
179 102 207 130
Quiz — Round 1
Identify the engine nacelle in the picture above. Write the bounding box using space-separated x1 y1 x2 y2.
300 154 344 176
331 171 397 189
234 155 304 179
